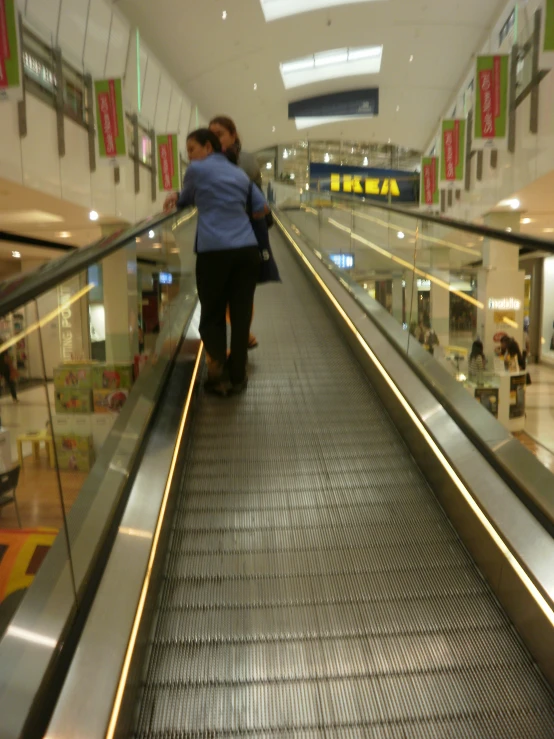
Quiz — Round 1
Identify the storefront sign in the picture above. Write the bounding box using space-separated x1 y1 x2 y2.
440 119 466 183
329 253 354 269
22 50 56 91
509 374 525 419
488 298 521 310
493 310 516 324
420 157 439 207
310 162 417 203
157 134 180 192
541 0 554 69
473 55 509 149
94 78 126 161
0 0 22 101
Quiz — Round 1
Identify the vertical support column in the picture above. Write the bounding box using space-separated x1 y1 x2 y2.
53 48 65 158
391 274 404 325
101 226 139 363
530 8 541 135
405 271 420 332
430 247 451 347
478 211 525 360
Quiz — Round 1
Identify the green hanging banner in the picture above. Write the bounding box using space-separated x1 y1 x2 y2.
0 0 22 101
440 119 466 184
94 78 127 162
541 0 554 68
157 134 180 192
473 55 509 149
420 157 439 207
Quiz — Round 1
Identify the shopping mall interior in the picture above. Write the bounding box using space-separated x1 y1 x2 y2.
1 1 554 737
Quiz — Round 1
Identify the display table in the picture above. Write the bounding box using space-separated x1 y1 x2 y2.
464 370 526 432
16 431 55 469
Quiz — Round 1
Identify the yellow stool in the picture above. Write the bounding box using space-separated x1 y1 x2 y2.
17 431 55 469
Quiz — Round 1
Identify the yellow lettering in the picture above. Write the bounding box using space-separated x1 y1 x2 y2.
330 174 340 192
352 176 363 193
381 179 400 196
365 178 380 195
343 175 352 193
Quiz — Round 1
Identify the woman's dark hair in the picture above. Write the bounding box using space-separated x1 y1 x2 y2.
186 128 222 153
209 115 242 152
470 340 484 359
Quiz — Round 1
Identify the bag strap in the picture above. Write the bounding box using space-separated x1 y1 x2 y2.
246 181 253 217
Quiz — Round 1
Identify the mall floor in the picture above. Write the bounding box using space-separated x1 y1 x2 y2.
0 362 553 532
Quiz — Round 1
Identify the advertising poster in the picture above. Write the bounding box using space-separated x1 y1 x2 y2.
157 134 180 192
509 374 526 419
94 79 127 162
474 387 499 418
420 157 439 207
473 55 509 149
541 0 554 69
0 0 22 101
440 119 466 184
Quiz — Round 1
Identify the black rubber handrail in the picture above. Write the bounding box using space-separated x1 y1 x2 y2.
0 230 78 251
0 209 193 316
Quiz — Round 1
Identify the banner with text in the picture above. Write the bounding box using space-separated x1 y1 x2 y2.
541 0 554 69
473 55 509 150
440 119 466 184
420 157 439 207
94 79 127 162
0 0 22 101
157 134 180 191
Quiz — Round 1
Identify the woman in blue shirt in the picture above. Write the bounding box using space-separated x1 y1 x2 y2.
164 129 267 396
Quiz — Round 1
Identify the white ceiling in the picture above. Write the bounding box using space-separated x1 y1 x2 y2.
118 0 509 152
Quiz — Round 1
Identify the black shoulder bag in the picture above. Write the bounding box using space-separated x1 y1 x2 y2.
246 183 281 285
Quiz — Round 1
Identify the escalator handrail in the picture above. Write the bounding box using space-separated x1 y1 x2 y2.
0 230 78 252
0 208 191 316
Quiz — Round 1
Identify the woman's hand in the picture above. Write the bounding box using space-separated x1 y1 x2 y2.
163 192 178 213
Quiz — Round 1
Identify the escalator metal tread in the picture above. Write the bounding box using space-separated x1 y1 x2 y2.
133 235 554 737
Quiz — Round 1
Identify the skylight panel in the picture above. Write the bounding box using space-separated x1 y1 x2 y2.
260 0 385 22
280 46 383 90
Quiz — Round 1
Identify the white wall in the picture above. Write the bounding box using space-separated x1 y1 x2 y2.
0 0 203 223
423 0 554 220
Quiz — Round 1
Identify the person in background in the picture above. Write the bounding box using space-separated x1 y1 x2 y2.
163 129 267 396
498 334 525 372
0 346 18 402
209 115 262 350
468 340 486 383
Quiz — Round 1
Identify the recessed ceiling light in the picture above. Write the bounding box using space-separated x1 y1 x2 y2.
57 231 71 238
397 231 405 239
363 156 368 165
272 126 276 132
388 138 391 144
153 243 162 249
222 10 227 19
521 217 531 224
543 227 554 233
499 198 520 209
89 210 99 221
12 250 21 259
283 149 289 159
324 152 330 162
266 162 272 169
409 55 414 62
259 0 384 22
506 227 512 232
280 45 382 89
253 83 257 90
290 173 295 179
149 230 155 238
396 105 400 112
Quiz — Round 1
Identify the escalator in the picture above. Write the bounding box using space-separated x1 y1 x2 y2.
131 232 554 736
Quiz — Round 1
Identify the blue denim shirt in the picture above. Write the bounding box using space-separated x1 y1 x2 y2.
177 153 267 253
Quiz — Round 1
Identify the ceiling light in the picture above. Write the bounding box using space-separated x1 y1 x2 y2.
89 210 99 221
149 230 155 238
253 83 257 90
363 156 368 165
363 283 368 289
259 0 383 22
12 250 21 259
290 173 295 179
222 10 227 19
283 149 289 159
351 147 354 153
396 105 400 112
499 197 520 209
388 138 391 144
305 184 310 191
506 227 512 232
521 217 531 224
266 162 272 169
280 45 383 89
272 126 276 132
397 231 405 239
409 55 414 62
324 152 330 163
543 227 554 233
57 231 71 238
153 243 162 249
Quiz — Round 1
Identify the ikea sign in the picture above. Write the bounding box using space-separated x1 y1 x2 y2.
310 163 418 204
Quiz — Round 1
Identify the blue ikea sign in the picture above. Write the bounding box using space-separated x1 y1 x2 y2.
310 162 418 204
